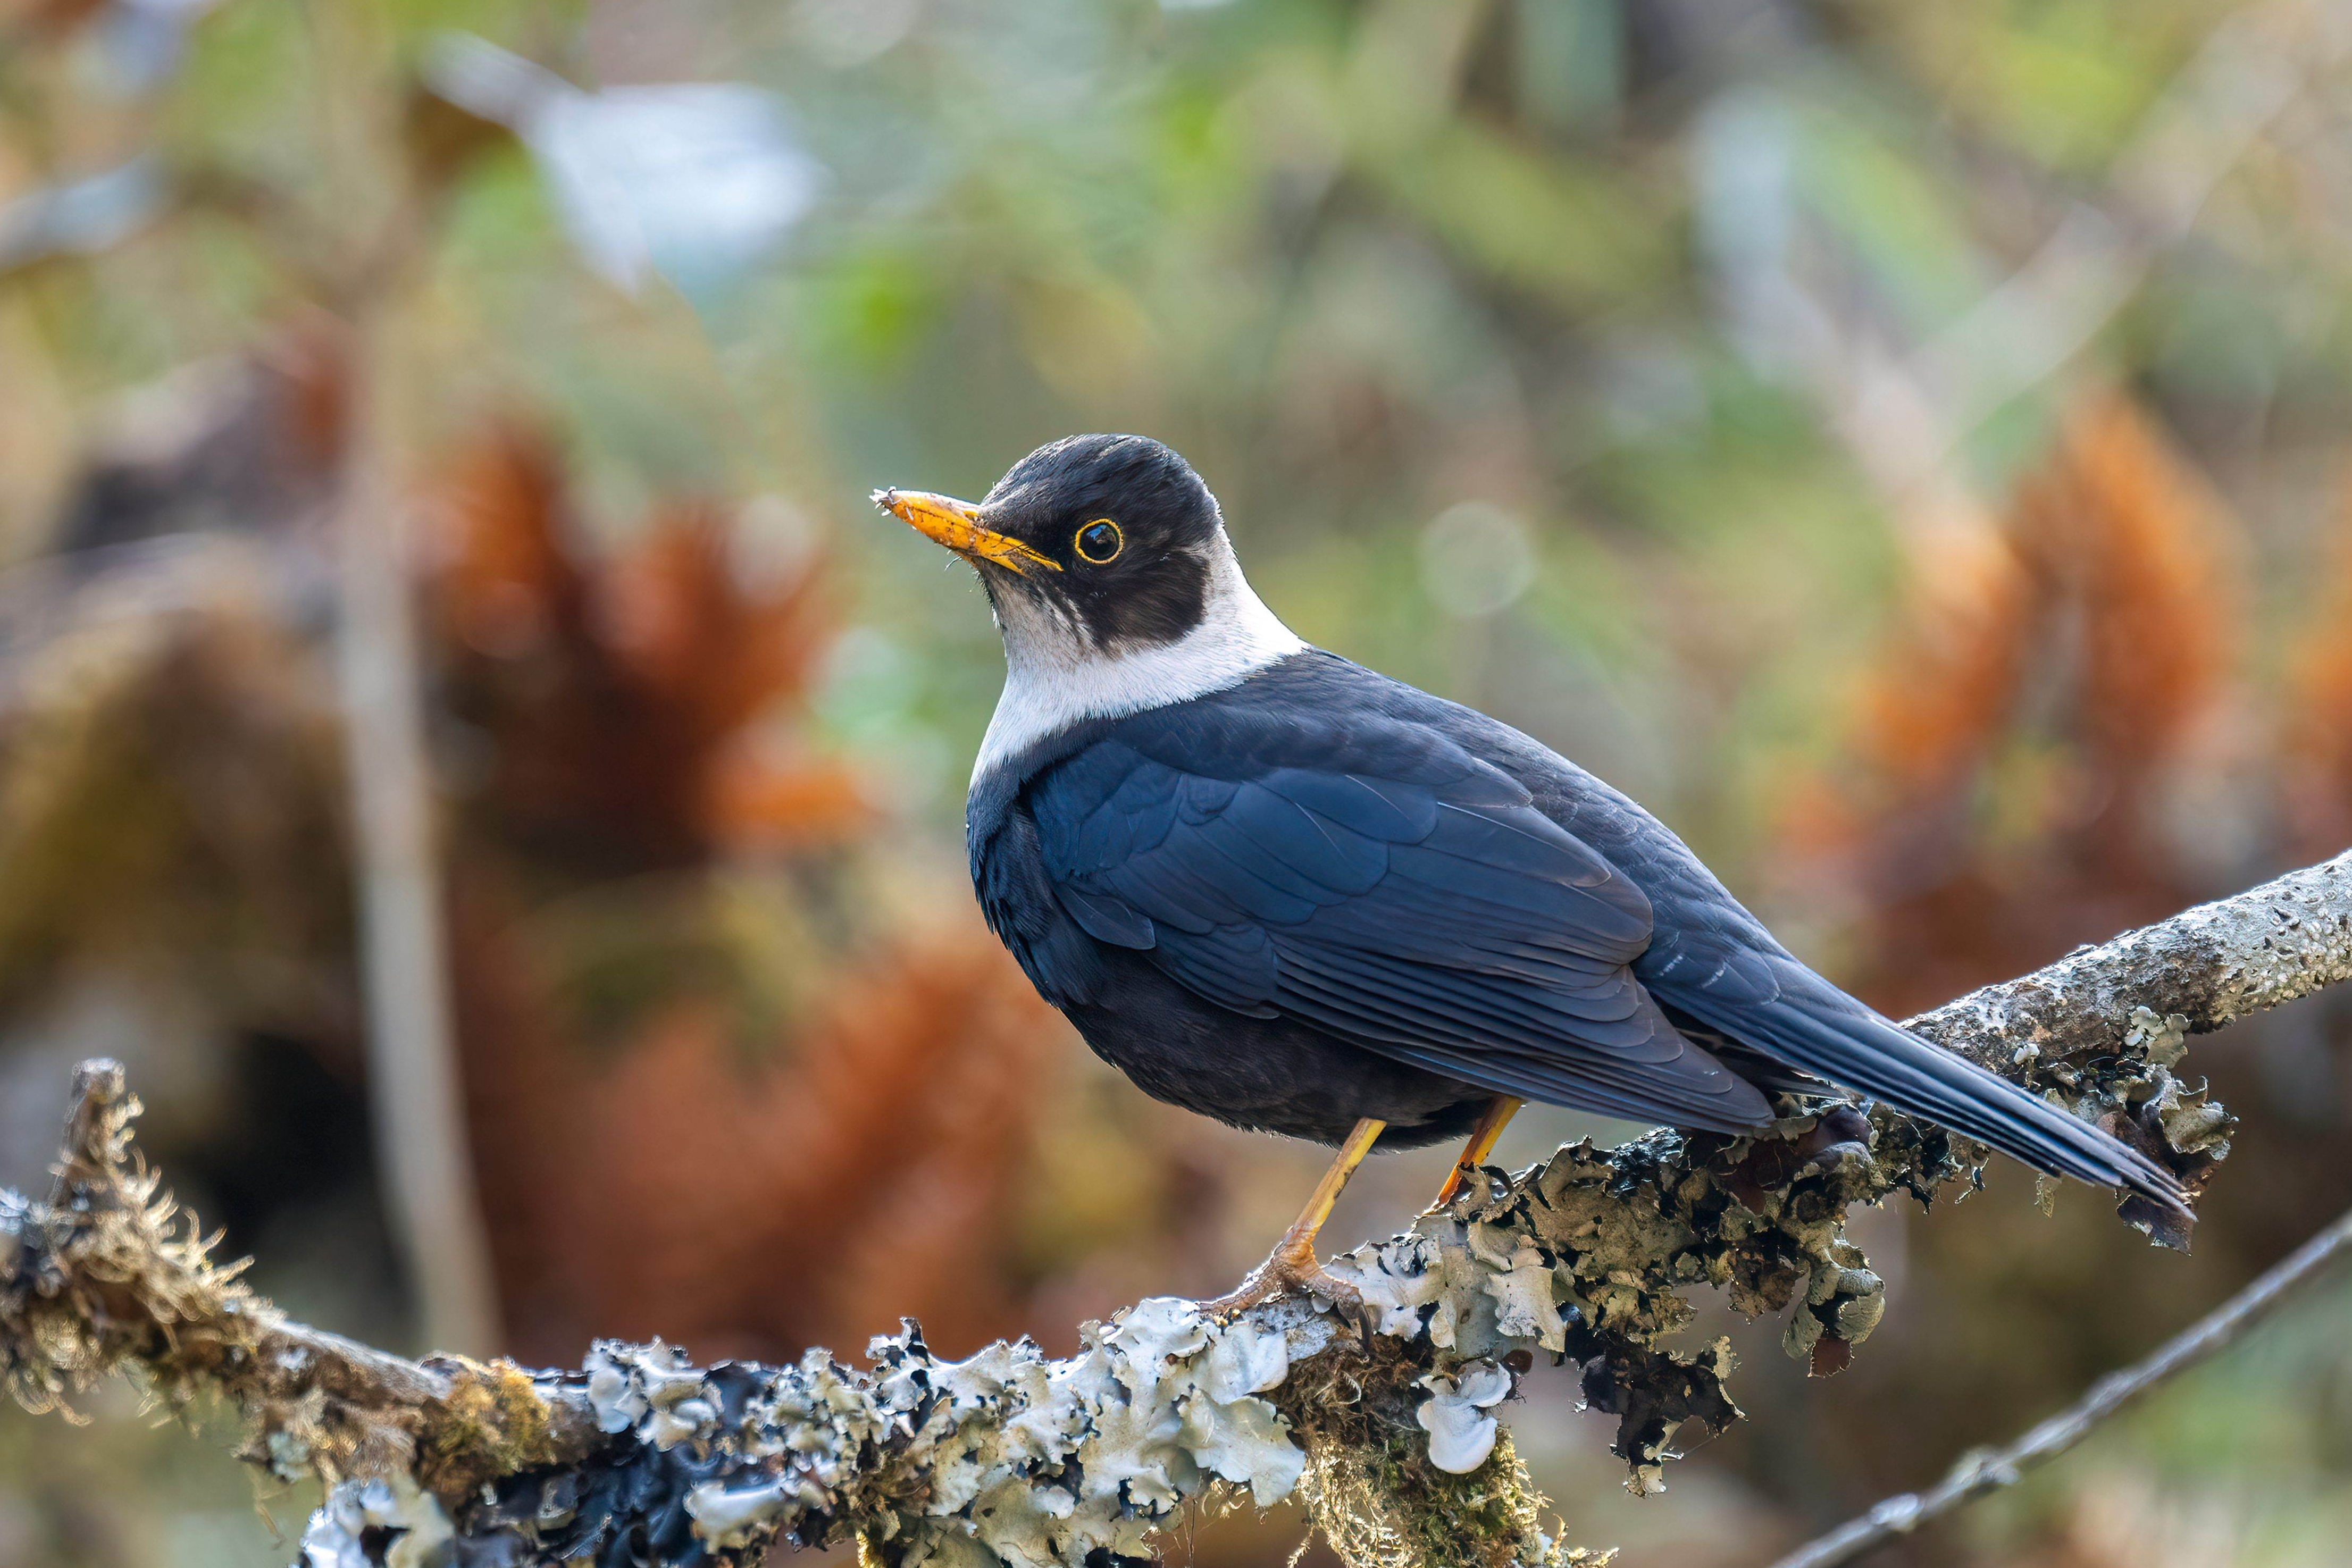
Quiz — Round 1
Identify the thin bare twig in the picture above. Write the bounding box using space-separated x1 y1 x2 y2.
1767 1203 2352 1568
331 314 500 1356
312 0 498 1353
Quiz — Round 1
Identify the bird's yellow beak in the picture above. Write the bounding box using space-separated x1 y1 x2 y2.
873 488 1061 576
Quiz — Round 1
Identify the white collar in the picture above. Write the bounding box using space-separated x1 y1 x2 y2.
973 534 1304 781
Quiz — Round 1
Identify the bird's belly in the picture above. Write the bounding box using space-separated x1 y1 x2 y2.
1062 954 1488 1150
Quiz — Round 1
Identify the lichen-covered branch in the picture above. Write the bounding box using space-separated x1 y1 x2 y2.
0 1063 593 1496
3 852 2348 1568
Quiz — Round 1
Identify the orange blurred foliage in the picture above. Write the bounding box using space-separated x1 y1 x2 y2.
456 890 1056 1364
1846 510 2040 801
1788 389 2242 1014
2283 471 2352 860
2012 393 2237 793
427 428 1059 1361
432 430 866 870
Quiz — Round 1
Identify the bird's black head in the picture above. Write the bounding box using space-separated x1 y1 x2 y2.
877 434 1226 656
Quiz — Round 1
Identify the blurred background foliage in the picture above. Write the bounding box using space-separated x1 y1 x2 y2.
2 0 2352 1564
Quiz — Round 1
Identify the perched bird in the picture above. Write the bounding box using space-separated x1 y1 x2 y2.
878 434 2187 1311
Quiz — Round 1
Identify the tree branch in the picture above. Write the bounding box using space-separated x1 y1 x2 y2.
3 851 2346 1568
1768 1202 2352 1568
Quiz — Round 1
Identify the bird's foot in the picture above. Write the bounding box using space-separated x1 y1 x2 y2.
1199 1223 1361 1321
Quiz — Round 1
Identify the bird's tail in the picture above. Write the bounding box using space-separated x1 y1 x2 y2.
1684 984 2189 1217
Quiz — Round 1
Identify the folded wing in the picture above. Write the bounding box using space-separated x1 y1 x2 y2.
1026 719 1775 1133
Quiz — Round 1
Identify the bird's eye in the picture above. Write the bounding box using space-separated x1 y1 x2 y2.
1074 519 1123 564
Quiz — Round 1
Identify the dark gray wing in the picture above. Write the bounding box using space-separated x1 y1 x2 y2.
1025 712 1774 1133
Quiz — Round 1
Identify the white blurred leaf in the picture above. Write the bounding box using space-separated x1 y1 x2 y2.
0 159 166 272
422 35 824 296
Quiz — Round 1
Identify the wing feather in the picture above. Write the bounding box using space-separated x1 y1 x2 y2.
1029 720 1774 1132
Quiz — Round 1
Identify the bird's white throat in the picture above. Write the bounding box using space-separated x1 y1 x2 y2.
974 533 1305 780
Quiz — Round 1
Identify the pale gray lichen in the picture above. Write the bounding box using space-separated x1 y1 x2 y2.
1782 1246 1883 1372
1416 1361 1513 1474
299 1476 453 1568
398 1300 1335 1568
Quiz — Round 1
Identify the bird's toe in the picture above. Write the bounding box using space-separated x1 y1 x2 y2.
1199 1226 1364 1321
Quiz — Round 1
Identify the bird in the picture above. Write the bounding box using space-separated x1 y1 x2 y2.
876 433 2188 1313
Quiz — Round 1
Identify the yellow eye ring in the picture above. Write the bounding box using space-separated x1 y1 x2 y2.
1074 518 1123 563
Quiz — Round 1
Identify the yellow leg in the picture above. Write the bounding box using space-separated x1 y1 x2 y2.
1295 1115 1385 1235
1429 1095 1523 1210
1200 1117 1385 1317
